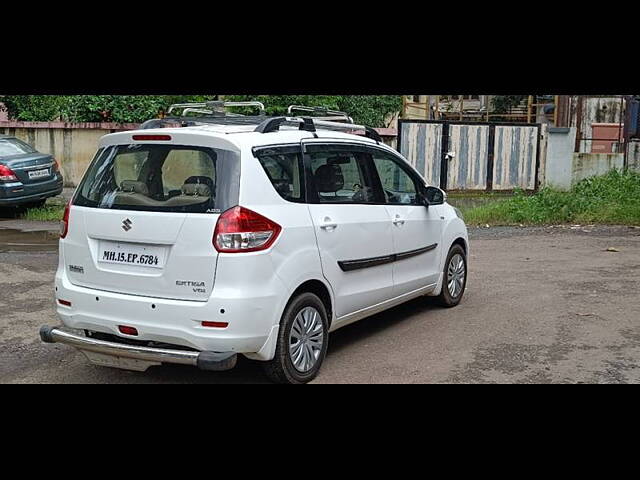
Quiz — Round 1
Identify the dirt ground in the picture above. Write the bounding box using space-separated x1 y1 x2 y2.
1 223 639 384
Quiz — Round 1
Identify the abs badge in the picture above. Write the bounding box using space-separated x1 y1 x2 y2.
122 218 133 232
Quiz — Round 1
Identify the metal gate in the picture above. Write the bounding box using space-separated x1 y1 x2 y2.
398 120 542 191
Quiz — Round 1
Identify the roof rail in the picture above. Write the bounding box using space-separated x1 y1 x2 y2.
167 101 265 116
254 117 382 142
287 105 353 123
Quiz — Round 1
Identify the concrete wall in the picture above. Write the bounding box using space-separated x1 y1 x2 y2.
627 140 640 173
545 127 577 190
1 121 397 187
0 122 138 186
544 126 628 189
572 153 624 183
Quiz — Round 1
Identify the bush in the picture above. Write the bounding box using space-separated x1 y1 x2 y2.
0 95 212 123
1 96 67 121
462 170 640 226
224 95 403 127
0 95 403 127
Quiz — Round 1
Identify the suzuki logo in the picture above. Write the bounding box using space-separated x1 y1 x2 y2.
122 218 133 232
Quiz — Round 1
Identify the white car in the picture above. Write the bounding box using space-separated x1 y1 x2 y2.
40 103 469 384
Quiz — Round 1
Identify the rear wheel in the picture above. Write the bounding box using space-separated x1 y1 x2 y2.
435 244 467 307
262 292 329 384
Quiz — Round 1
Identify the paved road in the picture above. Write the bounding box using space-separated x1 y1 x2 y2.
1 224 639 384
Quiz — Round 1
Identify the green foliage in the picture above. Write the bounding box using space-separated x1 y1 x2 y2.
225 95 403 127
1 96 67 121
462 170 640 226
491 95 527 114
0 95 213 123
20 205 66 221
1 95 402 127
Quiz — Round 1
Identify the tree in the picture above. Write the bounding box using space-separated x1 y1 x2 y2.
225 95 403 127
0 95 212 123
0 95 403 127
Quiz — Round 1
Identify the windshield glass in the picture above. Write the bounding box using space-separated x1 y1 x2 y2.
73 144 240 214
0 138 36 156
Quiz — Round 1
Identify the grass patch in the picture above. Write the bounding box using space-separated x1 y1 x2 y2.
20 205 65 222
461 170 640 226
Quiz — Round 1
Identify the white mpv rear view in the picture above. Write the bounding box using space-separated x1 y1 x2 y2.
41 102 469 384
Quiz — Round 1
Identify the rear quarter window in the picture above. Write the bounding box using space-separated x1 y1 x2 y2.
254 147 305 203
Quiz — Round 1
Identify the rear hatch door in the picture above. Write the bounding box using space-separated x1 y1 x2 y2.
61 135 240 302
64 208 218 301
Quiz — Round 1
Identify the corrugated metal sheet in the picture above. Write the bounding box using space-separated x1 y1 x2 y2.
447 124 489 190
399 122 442 186
493 126 538 190
399 120 540 191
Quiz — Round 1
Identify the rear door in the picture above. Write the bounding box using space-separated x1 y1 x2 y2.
304 142 395 318
370 150 443 297
63 141 240 302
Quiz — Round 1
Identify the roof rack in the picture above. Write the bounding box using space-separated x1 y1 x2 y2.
139 103 381 142
287 105 353 123
255 117 382 142
167 101 266 116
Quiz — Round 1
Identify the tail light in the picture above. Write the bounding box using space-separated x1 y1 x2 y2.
52 158 61 172
0 164 18 182
60 200 71 238
213 206 282 253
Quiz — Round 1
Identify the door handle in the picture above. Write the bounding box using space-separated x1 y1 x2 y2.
393 216 405 226
320 217 338 231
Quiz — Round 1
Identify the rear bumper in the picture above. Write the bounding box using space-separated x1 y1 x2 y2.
40 325 237 372
0 178 63 205
54 260 285 359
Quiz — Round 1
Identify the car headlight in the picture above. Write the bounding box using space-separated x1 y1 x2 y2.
454 207 464 220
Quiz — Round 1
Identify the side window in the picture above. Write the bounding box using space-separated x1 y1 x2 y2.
255 150 304 202
308 147 377 204
372 153 420 205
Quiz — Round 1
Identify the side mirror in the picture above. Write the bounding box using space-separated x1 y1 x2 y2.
422 186 446 207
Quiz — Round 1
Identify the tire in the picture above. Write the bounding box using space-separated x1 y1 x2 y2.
435 244 467 308
262 292 329 384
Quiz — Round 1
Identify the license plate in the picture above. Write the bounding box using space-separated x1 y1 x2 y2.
98 241 165 269
28 168 50 180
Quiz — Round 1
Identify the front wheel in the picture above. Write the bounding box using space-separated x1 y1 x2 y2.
262 292 329 384
435 244 467 307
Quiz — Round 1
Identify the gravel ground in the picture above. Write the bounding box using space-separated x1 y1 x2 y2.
1 223 639 384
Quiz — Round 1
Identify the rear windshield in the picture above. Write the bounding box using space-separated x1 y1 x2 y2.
73 144 240 214
0 138 36 156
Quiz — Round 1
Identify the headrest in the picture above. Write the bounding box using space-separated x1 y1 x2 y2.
182 183 212 197
314 164 344 193
272 179 293 196
184 176 214 191
120 180 149 196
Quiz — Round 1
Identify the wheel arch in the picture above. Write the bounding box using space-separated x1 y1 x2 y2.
289 279 334 328
451 236 468 254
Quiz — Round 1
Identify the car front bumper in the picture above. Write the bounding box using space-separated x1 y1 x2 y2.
40 325 237 372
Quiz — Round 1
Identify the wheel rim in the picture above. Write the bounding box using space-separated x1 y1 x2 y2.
288 306 324 373
447 253 466 298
